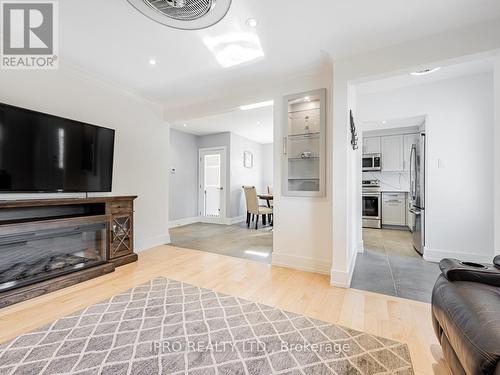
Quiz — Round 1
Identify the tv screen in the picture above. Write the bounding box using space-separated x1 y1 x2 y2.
0 103 115 193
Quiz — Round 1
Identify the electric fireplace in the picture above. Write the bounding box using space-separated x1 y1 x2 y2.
0 222 107 293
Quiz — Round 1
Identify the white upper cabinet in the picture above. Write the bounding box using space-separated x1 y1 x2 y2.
381 135 404 172
403 133 420 172
363 137 381 154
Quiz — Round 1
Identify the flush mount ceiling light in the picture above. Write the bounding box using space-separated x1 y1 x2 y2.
239 100 273 111
127 0 232 30
203 32 264 68
410 67 441 76
149 58 157 65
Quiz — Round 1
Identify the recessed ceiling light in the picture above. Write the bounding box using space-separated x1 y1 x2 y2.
203 33 264 68
240 100 274 111
382 120 387 124
183 123 187 127
246 18 258 28
257 121 261 125
149 59 157 66
410 67 441 76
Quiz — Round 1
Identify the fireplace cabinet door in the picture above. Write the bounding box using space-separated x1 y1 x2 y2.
109 214 134 259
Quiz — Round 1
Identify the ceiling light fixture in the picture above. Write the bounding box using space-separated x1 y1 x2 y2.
149 59 157 65
382 120 387 124
183 123 187 127
410 67 441 76
246 18 257 28
127 0 232 30
239 100 274 111
203 32 264 68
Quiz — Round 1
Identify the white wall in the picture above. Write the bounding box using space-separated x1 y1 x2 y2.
261 143 274 192
0 66 170 251
272 61 333 275
495 56 500 257
169 130 273 223
229 133 268 219
332 20 500 287
169 129 198 222
358 73 495 262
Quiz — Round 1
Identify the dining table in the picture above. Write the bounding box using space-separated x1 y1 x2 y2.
257 193 273 208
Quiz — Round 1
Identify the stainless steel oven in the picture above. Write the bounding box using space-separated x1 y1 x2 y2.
362 180 381 229
363 153 381 172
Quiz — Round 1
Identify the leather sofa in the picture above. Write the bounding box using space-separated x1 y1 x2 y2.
431 255 500 375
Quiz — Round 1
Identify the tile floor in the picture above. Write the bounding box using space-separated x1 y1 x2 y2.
169 222 273 264
351 228 441 303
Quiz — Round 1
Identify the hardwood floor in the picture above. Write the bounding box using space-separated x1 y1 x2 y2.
0 245 450 375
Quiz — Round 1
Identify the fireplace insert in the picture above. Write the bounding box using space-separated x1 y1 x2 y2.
0 222 107 293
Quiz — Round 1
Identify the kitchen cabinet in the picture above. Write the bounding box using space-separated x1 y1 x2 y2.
282 88 326 197
363 137 381 154
381 135 404 172
382 192 406 226
404 133 420 172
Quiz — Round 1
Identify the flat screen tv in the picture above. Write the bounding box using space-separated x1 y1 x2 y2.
0 103 115 193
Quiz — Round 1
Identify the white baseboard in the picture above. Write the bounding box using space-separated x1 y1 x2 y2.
272 253 331 275
196 215 246 226
223 215 246 225
330 251 358 288
356 241 365 254
423 246 493 264
168 216 200 229
135 234 171 252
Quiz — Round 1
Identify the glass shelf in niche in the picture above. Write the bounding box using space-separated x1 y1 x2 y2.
283 88 326 197
288 132 320 139
288 179 320 192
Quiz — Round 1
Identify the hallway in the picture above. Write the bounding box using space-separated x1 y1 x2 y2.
169 222 273 264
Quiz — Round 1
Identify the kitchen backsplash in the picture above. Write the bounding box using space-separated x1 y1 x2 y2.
363 171 410 192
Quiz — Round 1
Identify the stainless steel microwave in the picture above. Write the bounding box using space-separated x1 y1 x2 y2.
363 154 381 171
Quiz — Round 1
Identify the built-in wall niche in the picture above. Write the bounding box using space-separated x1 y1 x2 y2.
282 89 326 197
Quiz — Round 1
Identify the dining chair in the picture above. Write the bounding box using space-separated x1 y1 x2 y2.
242 186 273 230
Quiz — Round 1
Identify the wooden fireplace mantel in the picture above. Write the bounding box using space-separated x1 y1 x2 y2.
0 196 138 308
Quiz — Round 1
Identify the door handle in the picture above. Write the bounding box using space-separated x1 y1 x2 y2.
409 209 421 215
283 137 288 155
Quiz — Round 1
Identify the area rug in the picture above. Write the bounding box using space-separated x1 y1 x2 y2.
0 278 414 374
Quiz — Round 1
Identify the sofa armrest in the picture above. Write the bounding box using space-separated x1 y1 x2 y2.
439 258 500 287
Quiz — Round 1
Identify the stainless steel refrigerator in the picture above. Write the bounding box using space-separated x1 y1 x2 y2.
409 133 425 255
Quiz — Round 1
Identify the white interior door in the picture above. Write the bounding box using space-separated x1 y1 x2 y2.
199 148 226 222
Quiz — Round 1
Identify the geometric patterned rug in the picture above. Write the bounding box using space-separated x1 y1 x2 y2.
0 278 414 374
